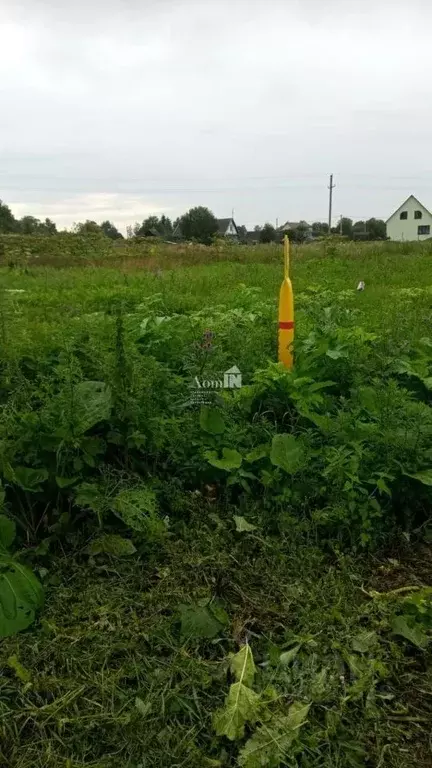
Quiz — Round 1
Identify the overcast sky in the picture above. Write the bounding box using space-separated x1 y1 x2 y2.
1 0 431 231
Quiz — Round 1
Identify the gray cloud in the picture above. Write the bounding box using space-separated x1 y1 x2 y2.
1 0 432 230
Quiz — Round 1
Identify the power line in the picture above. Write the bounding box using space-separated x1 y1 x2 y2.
2 170 432 181
3 182 432 194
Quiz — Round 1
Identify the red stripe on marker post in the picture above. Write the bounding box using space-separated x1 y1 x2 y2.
279 321 294 329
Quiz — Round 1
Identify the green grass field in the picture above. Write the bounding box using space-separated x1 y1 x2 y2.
0 238 432 768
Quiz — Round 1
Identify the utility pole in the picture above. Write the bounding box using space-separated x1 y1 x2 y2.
328 174 335 231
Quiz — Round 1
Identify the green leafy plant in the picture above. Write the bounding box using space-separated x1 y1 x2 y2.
179 598 229 640
205 448 243 471
0 514 43 637
88 533 137 557
238 701 311 767
270 433 306 474
213 644 260 740
213 643 312 766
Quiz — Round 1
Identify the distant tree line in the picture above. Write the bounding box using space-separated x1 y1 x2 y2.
0 200 58 236
246 217 387 244
0 199 387 244
333 216 387 240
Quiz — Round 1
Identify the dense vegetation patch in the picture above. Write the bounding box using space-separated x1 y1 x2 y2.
0 242 431 766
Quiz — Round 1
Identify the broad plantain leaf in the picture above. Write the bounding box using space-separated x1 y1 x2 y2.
391 615 429 649
56 476 79 488
213 682 260 741
72 381 112 435
0 515 16 550
239 701 311 767
179 600 228 640
89 534 136 557
230 644 256 687
270 434 305 474
245 445 268 463
12 466 48 492
404 469 432 487
200 406 225 434
234 516 257 533
0 556 44 637
205 448 242 471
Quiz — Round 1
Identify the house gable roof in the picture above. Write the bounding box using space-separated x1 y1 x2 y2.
217 218 238 235
278 220 311 231
386 195 432 223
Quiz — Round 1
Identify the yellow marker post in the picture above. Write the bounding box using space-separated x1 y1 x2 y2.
278 235 294 369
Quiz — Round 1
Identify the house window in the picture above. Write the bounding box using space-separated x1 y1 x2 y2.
400 211 408 220
418 225 430 236
414 210 422 219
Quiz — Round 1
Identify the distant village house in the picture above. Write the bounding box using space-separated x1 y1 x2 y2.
278 220 313 241
173 217 238 240
216 218 238 238
386 195 432 241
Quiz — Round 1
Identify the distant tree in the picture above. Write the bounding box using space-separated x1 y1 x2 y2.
253 224 262 232
284 221 311 244
136 216 159 237
0 200 18 233
18 215 57 235
336 217 354 238
19 216 43 235
159 215 173 236
100 220 123 239
179 206 218 244
237 224 247 241
42 218 57 235
73 220 102 235
311 221 329 237
352 220 367 239
366 218 386 240
135 215 173 238
294 221 311 243
259 222 276 243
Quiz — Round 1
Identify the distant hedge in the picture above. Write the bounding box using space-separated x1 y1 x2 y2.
1 233 432 270
0 233 115 266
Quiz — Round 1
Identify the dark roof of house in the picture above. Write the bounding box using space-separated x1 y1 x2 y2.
278 221 311 231
216 218 238 235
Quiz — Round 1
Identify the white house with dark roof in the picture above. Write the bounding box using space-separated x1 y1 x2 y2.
278 220 313 240
386 195 432 241
216 218 238 238
172 216 238 240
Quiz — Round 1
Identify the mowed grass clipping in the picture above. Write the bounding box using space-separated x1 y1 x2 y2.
0 238 431 767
